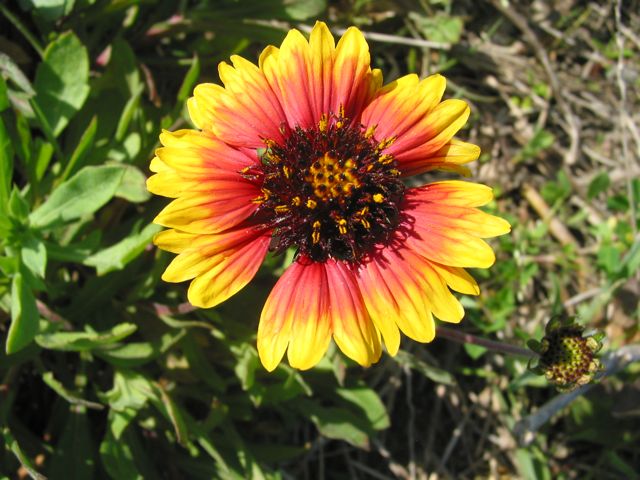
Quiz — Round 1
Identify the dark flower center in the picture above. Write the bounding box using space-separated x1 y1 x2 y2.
247 112 405 262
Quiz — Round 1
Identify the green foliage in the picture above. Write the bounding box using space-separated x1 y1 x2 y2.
0 0 638 478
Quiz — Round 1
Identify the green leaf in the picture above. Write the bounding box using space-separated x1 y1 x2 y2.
0 74 10 111
114 164 151 203
283 0 326 20
42 372 104 410
104 370 156 412
29 165 124 229
24 0 76 22
411 12 464 44
33 31 90 136
0 117 13 210
231 343 259 390
96 330 186 367
618 236 640 278
49 407 95 480
154 387 189 447
177 56 201 102
114 85 143 142
35 323 137 351
464 343 488 359
84 223 161 275
597 244 621 276
336 387 389 431
2 428 47 480
0 52 35 96
587 172 610 199
99 411 143 480
8 187 30 223
62 115 98 181
300 401 370 449
21 233 47 278
394 350 456 385
6 273 39 354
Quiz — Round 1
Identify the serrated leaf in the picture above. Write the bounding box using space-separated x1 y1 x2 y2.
6 273 39 354
33 31 89 136
104 370 156 412
29 165 124 229
84 222 161 275
35 323 137 351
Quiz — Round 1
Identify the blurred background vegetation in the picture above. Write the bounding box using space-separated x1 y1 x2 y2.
0 0 639 478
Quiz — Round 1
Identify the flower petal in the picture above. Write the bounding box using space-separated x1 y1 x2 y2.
362 74 445 140
325 260 381 367
260 22 378 128
332 25 378 121
187 56 286 147
362 74 475 174
257 257 332 371
158 129 256 174
400 182 511 268
154 227 270 309
153 180 260 234
429 263 480 296
355 249 436 349
399 138 480 177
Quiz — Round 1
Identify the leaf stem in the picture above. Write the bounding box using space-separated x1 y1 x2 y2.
0 4 44 58
436 326 535 358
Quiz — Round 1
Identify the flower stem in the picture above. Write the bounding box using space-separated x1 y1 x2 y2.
436 326 535 358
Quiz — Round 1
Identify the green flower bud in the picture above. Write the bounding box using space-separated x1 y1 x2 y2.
528 316 604 392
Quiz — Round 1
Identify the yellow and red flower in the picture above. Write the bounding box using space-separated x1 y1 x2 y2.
148 22 511 371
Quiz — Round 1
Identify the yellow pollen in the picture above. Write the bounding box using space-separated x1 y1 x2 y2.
378 154 393 165
282 165 291 178
365 125 377 138
318 114 328 132
275 205 290 213
305 152 361 202
359 218 370 229
377 137 396 151
306 199 317 209
292 196 301 206
373 193 385 203
336 218 348 235
312 220 322 244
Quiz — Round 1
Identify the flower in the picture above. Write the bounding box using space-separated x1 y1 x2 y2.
147 21 511 371
528 317 604 392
